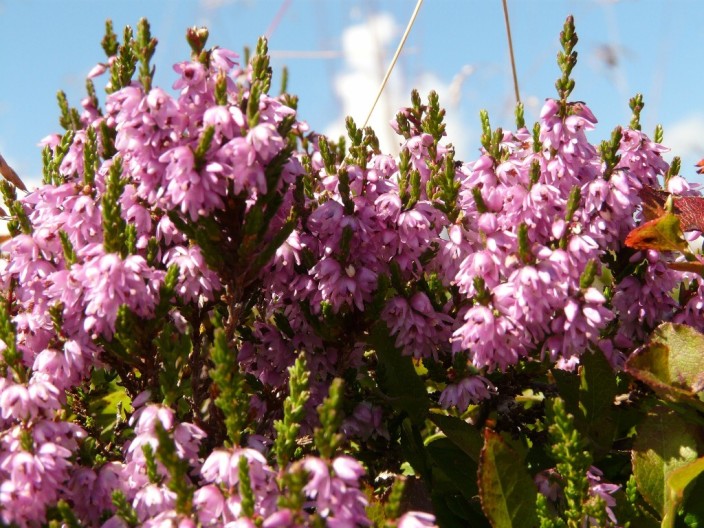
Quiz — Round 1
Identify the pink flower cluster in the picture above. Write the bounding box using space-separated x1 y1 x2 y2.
0 18 700 527
0 34 443 526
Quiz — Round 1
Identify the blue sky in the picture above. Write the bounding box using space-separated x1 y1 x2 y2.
1 0 704 186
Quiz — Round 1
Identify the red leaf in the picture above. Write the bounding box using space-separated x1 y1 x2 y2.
672 195 704 232
638 185 669 221
696 159 704 175
0 153 26 192
638 185 704 232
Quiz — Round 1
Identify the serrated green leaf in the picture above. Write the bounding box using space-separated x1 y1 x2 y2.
664 456 704 527
632 405 699 518
87 374 131 441
625 323 704 411
478 429 539 528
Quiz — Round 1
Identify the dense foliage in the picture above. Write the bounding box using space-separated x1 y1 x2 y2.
2 15 704 527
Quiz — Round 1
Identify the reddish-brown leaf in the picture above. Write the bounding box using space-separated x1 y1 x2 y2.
638 185 704 232
0 153 27 191
624 213 687 252
638 185 669 221
673 195 704 232
696 158 704 175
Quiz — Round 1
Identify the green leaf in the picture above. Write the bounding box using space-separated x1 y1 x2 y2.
632 405 699 518
429 412 483 463
426 436 487 528
665 457 704 527
478 428 539 528
427 437 478 502
399 417 430 480
552 367 580 417
86 372 131 441
367 322 429 424
678 469 704 528
578 350 617 457
625 323 704 411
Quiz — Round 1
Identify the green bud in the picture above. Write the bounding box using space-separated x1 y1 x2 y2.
579 259 597 289
473 276 490 305
280 65 289 95
565 185 581 221
628 93 644 131
518 223 532 263
186 26 209 57
532 122 542 153
654 124 664 144
472 186 488 214
102 20 119 57
56 500 81 528
515 101 525 129
480 110 492 152
194 126 215 171
59 230 77 266
238 455 256 517
83 127 99 188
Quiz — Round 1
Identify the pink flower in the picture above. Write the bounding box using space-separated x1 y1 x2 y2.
246 123 285 164
440 375 497 411
397 511 437 528
69 251 161 338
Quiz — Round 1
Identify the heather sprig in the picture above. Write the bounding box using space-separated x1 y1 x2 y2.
600 126 622 180
57 90 81 131
154 422 195 515
629 93 644 130
0 179 30 234
515 101 526 129
314 378 345 459
155 322 192 407
209 324 250 445
41 130 74 185
273 355 311 468
238 454 256 518
548 399 592 502
82 126 99 188
556 15 578 112
0 295 23 381
112 490 139 527
108 25 137 93
654 123 664 144
101 19 119 57
55 500 81 528
247 37 273 128
101 156 128 256
421 90 446 146
0 13 701 527
135 18 157 93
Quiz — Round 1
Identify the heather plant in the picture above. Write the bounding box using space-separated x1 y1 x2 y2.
2 13 704 528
